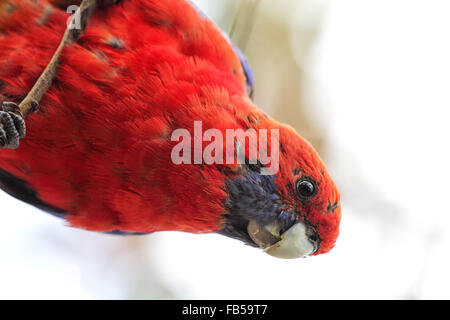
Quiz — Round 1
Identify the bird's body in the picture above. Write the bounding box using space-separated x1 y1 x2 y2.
0 0 341 258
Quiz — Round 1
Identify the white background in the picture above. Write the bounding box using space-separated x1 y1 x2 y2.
1 0 449 299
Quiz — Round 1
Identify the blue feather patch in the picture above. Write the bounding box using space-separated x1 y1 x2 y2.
187 0 255 99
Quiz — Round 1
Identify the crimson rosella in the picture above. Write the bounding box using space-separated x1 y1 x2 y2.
0 0 340 258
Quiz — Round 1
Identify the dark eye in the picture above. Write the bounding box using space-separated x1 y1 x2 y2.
296 178 317 198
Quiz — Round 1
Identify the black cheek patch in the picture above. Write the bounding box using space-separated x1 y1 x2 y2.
218 170 283 247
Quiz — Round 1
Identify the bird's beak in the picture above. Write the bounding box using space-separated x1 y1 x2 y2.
247 219 318 259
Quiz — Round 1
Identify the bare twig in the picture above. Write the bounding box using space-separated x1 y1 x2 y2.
16 0 98 118
0 0 122 149
229 0 260 53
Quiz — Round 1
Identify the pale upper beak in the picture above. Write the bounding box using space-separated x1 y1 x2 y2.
247 219 319 259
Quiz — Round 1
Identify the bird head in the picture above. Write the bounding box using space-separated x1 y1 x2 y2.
219 120 341 259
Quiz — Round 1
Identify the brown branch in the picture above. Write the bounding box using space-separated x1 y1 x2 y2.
17 0 98 118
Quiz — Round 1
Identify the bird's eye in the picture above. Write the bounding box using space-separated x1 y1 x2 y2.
296 178 317 198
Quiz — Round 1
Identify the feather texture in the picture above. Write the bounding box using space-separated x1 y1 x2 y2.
0 0 340 255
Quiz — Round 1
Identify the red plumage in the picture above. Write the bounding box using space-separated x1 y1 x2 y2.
0 0 340 255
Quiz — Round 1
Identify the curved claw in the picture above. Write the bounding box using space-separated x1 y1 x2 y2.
0 102 26 150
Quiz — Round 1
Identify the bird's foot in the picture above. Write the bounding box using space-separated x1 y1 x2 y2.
0 102 26 149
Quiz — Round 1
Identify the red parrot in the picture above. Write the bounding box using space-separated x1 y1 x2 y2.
0 0 340 258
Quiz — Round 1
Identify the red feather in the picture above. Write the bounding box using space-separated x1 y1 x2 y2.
0 0 340 254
